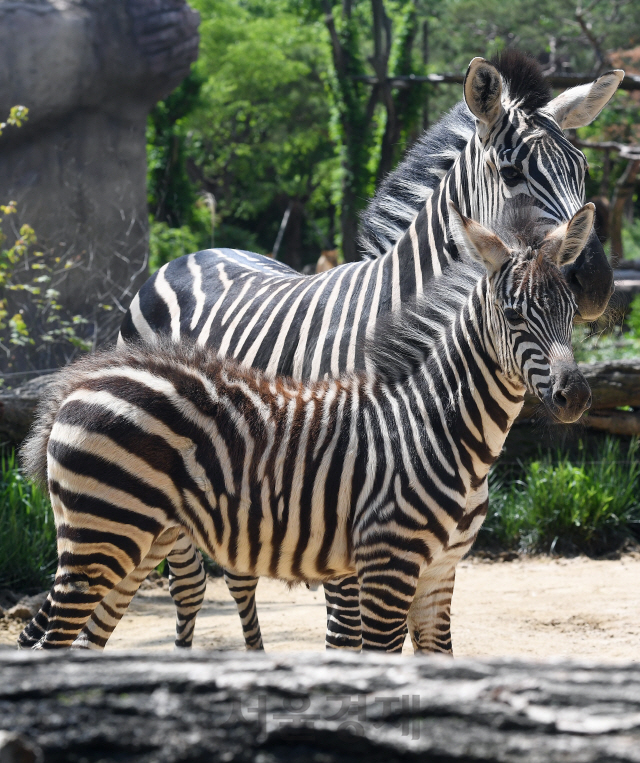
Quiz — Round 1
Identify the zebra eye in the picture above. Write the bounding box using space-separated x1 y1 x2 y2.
500 166 523 185
503 307 523 324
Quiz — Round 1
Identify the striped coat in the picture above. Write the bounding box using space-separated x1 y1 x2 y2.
20 203 593 652
32 52 621 654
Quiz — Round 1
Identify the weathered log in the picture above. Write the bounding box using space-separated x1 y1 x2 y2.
0 376 53 446
582 410 640 436
1 652 640 762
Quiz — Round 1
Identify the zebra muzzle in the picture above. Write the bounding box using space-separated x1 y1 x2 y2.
545 361 592 423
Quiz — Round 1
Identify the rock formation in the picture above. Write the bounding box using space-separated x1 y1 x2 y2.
0 0 199 370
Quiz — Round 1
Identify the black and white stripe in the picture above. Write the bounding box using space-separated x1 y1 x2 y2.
19 204 593 652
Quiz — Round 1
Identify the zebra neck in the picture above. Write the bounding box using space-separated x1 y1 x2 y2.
407 287 525 483
391 138 478 298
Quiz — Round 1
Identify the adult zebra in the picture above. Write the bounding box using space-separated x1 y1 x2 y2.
70 51 621 652
20 201 594 652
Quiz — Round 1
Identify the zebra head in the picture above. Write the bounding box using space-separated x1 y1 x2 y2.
458 52 622 321
450 201 594 424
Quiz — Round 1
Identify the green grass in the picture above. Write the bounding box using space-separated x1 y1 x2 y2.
480 438 640 556
0 449 57 592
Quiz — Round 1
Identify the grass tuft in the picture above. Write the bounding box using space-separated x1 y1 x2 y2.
0 449 57 592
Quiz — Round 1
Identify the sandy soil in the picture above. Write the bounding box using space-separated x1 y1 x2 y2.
3 556 637 658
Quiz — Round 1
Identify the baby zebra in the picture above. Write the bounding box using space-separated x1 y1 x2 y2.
20 203 594 652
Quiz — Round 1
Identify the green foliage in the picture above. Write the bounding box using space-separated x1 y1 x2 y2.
149 218 208 272
147 1 640 267
0 450 57 592
572 291 640 363
188 0 336 262
0 105 29 136
480 438 640 556
0 203 92 382
621 217 640 262
626 293 640 337
147 72 206 231
423 0 638 75
572 324 640 363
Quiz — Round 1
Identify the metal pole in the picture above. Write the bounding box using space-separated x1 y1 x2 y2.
272 202 292 260
422 19 429 131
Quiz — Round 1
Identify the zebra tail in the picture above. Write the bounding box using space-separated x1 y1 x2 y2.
19 370 75 486
19 347 126 486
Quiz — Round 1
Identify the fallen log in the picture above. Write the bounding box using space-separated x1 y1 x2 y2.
582 410 640 436
1 651 640 763
0 376 53 446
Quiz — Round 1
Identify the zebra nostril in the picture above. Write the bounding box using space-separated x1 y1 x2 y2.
586 393 592 410
553 389 568 408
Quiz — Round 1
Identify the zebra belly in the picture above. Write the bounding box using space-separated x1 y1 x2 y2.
189 491 355 584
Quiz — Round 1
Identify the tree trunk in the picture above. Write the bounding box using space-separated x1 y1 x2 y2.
3 652 640 762
340 184 361 263
282 199 305 272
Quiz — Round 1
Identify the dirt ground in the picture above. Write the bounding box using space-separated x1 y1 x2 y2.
3 556 638 658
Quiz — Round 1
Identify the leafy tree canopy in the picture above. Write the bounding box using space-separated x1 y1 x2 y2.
148 0 640 269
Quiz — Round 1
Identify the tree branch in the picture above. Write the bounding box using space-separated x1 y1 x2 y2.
351 72 640 91
570 138 640 161
323 2 346 77
574 1 612 73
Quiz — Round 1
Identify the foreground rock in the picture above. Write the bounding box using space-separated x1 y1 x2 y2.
1 652 640 762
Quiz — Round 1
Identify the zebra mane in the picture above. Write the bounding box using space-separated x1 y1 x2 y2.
367 200 547 383
366 259 482 383
358 50 552 259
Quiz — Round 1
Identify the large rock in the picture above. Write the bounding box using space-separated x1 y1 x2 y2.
0 0 199 371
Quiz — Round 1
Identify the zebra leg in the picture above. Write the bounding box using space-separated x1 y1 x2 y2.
323 575 362 651
224 570 264 650
19 528 181 650
166 531 207 648
357 555 419 653
17 594 52 648
406 565 456 655
30 553 142 649
72 527 182 649
26 487 166 648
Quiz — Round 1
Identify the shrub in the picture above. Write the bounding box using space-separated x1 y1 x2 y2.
481 438 640 555
149 219 205 272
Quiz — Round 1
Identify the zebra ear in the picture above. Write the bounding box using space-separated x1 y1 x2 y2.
546 70 624 129
541 203 595 268
464 58 504 134
448 202 510 274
